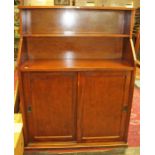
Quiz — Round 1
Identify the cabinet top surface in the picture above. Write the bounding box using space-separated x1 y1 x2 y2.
20 59 134 72
18 5 136 10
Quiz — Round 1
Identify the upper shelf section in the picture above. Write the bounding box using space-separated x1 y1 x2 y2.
20 7 133 36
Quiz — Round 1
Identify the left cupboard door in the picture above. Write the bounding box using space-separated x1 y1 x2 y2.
22 72 77 143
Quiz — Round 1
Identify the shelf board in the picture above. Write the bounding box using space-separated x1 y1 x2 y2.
18 6 135 10
20 59 134 71
23 33 130 38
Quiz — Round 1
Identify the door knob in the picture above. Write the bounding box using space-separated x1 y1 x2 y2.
27 105 32 113
123 105 128 112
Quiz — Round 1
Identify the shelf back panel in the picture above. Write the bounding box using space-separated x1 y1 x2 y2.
25 37 123 60
21 9 131 35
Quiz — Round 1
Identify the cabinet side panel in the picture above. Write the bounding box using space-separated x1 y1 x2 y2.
18 72 30 145
124 70 136 142
122 38 135 66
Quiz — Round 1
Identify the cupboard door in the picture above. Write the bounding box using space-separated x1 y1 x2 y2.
78 71 131 142
22 72 77 142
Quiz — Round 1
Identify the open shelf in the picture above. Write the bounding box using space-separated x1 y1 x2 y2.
20 59 134 71
20 8 132 35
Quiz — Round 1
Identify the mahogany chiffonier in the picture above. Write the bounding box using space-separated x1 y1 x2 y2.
17 1 136 150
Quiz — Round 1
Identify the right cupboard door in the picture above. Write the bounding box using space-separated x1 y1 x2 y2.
78 71 131 142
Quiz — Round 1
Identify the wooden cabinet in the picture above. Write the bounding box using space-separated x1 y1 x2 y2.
78 71 131 142
18 1 136 150
22 72 77 142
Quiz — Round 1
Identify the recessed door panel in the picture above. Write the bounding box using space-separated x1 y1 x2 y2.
78 71 131 142
22 72 77 142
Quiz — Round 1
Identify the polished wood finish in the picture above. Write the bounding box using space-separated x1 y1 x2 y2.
19 5 135 10
20 59 133 71
22 72 77 142
17 3 136 150
23 34 130 37
78 71 131 142
25 141 127 150
21 9 131 35
26 37 124 60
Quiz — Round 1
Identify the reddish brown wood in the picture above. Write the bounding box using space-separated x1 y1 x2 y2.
130 10 136 38
18 5 135 10
26 37 123 60
122 38 135 66
25 141 128 150
135 29 140 67
21 9 131 35
20 59 134 72
16 38 23 67
123 70 136 142
22 72 77 142
23 34 130 37
123 11 131 35
78 71 131 143
18 4 136 149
